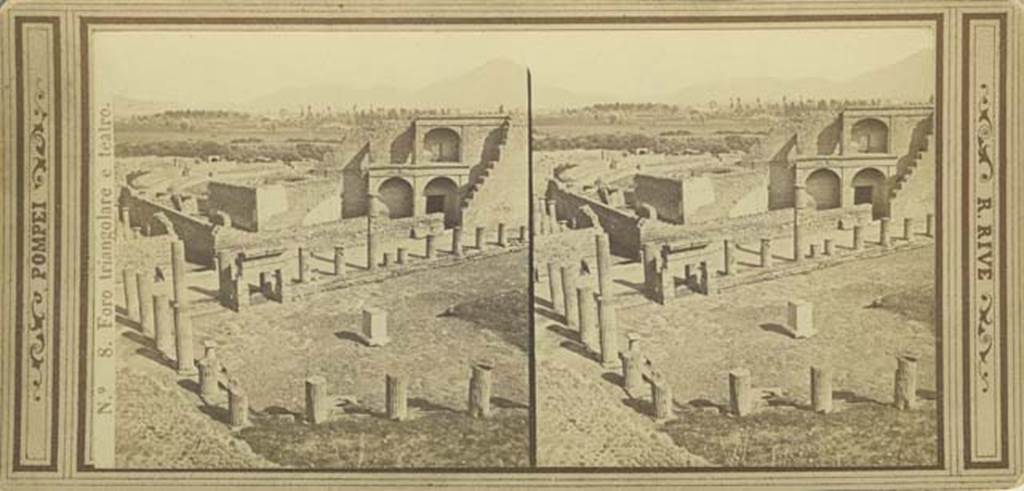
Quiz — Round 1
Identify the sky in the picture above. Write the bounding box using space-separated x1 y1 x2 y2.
95 26 934 107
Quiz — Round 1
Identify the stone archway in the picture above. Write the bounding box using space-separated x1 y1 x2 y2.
423 127 461 162
805 168 841 210
851 118 889 153
423 176 460 227
378 177 414 219
851 167 889 219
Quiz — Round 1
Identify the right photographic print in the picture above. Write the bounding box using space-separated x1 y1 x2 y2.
531 25 940 468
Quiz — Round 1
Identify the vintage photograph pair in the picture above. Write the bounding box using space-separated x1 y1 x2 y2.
1 0 1022 489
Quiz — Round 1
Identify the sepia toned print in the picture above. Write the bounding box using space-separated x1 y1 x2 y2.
0 0 1022 489
531 27 942 468
94 31 530 469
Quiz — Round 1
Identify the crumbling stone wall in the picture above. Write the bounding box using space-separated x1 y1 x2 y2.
546 180 643 259
633 175 684 224
207 181 259 231
122 189 218 265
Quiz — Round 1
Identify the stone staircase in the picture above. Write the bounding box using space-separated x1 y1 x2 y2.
889 116 936 218
460 120 529 227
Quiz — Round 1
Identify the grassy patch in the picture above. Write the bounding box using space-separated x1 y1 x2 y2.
869 283 936 326
661 403 939 468
238 412 529 468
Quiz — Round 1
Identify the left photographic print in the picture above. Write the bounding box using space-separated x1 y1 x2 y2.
91 30 530 469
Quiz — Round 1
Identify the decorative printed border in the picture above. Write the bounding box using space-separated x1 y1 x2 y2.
962 12 1009 470
12 15 62 472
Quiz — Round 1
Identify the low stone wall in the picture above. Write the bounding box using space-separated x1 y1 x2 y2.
122 188 219 265
546 180 644 260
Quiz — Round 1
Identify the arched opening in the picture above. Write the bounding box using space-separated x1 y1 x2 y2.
851 118 889 153
805 168 841 210
851 167 890 219
423 128 461 162
378 177 414 219
423 176 460 228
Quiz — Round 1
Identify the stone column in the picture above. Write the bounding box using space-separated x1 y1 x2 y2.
136 269 154 336
823 238 834 256
171 240 186 305
123 269 140 323
198 357 220 401
642 243 660 295
760 238 773 268
173 303 197 375
546 199 558 235
597 294 620 368
334 246 346 277
297 247 309 283
595 234 613 298
648 371 672 421
656 264 674 304
468 362 493 419
386 374 408 421
577 285 599 353
536 198 547 235
792 187 804 262
852 224 864 251
561 265 580 328
808 244 818 259
723 239 735 276
475 225 486 250
120 206 131 239
305 375 329 424
273 268 286 303
620 346 643 395
811 366 833 413
903 217 914 240
699 261 710 295
382 252 392 267
228 382 251 429
729 369 752 416
397 247 407 265
518 225 527 243
925 213 935 238
497 223 507 247
425 234 436 259
894 353 919 410
452 226 464 257
547 262 564 315
153 293 174 359
367 223 380 272
879 217 892 248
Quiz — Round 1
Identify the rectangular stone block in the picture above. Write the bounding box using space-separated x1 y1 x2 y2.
362 308 390 346
787 300 815 338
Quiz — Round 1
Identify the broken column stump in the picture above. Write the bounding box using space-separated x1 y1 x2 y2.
497 223 507 246
518 225 527 243
577 285 599 353
823 238 834 256
894 353 919 410
305 375 329 424
299 247 311 282
925 213 935 238
425 233 436 259
198 357 220 402
723 239 735 276
475 225 486 250
386 374 408 421
362 307 390 347
787 300 815 338
172 302 197 375
760 238 773 268
152 293 175 360
903 217 914 240
596 294 620 369
810 366 833 413
547 262 564 316
468 362 493 419
729 368 753 416
595 233 613 298
561 264 580 328
647 371 673 421
228 382 251 429
136 269 154 336
397 247 407 265
334 246 346 277
620 346 643 396
852 224 864 251
123 268 140 324
382 252 393 268
879 217 892 248
452 226 464 257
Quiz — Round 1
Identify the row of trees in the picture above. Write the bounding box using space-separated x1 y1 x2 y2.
115 140 337 162
533 132 760 155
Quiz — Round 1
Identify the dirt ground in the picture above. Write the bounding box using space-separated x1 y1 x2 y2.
115 250 530 468
535 244 939 467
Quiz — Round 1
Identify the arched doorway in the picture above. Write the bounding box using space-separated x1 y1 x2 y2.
423 176 460 228
805 168 841 210
851 118 889 153
378 177 414 219
423 128 461 162
851 167 889 219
